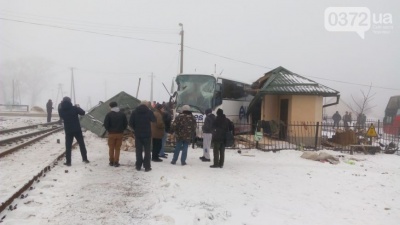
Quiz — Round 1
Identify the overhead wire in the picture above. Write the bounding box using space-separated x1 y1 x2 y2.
0 17 179 46
0 10 178 33
1 16 399 91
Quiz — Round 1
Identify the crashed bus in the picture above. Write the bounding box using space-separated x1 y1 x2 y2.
172 74 253 141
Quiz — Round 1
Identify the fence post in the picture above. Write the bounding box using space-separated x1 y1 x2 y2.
314 122 320 150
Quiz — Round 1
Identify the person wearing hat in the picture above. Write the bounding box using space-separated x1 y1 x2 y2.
200 108 215 162
103 101 128 167
58 96 89 166
210 108 229 168
151 103 165 162
129 100 156 172
170 105 197 165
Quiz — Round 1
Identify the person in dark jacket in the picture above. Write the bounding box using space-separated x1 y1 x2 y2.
46 99 53 123
343 111 349 129
200 108 215 162
159 105 172 158
129 101 156 172
104 101 128 167
58 97 89 166
170 105 196 166
210 109 229 168
151 104 165 162
332 111 341 129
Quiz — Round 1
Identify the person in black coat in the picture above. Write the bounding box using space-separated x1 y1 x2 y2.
200 108 215 162
46 99 53 123
332 111 341 129
159 105 172 158
58 97 89 166
104 101 128 167
129 101 156 172
210 109 229 168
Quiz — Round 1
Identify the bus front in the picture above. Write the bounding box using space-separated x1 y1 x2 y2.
174 74 217 119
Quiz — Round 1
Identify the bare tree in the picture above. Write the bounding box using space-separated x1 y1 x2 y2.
349 84 377 129
351 84 376 116
0 57 53 106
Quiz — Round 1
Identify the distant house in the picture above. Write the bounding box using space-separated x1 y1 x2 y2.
247 66 340 146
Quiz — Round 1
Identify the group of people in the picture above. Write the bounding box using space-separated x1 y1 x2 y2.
57 96 233 172
332 111 367 130
128 101 233 171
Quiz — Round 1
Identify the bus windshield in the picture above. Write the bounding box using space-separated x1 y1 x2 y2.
175 75 216 113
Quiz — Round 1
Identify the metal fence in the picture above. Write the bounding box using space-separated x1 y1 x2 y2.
0 104 29 112
184 119 400 154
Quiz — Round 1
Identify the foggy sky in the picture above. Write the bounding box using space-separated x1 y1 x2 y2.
0 0 399 119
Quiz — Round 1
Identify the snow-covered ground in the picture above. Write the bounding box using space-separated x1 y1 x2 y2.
0 116 58 130
0 130 399 225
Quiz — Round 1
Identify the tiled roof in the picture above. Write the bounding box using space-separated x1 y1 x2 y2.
247 66 340 114
259 67 339 96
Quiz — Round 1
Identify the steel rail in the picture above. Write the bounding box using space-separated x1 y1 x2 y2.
0 121 60 135
0 141 78 214
0 127 63 158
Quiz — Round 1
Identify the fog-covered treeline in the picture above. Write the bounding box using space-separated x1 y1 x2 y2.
0 57 53 106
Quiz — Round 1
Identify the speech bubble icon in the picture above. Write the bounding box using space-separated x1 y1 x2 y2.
324 7 371 39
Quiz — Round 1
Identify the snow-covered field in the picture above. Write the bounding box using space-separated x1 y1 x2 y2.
0 117 399 225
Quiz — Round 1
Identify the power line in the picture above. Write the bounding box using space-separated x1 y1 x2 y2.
184 45 274 70
0 17 179 46
0 10 178 32
1 16 398 91
306 75 400 91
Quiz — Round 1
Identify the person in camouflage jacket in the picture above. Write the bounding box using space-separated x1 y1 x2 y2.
170 105 197 165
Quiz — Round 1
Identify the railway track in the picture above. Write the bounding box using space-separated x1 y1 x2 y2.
0 121 60 135
0 126 64 158
0 121 85 217
0 141 78 215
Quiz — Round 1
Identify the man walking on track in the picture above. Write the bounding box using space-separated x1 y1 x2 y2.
104 101 127 167
58 97 89 166
46 99 53 123
129 101 156 172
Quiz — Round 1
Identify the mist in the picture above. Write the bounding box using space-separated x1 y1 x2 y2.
0 0 399 118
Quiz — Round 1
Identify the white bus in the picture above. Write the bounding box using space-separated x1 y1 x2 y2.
172 74 253 138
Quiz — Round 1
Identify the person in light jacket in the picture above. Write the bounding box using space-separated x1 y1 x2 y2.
151 104 165 162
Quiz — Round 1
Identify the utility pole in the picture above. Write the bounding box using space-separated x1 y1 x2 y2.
12 79 15 105
56 83 63 104
179 23 184 74
136 78 141 98
150 73 154 102
70 68 76 104
104 80 107 100
86 97 92 110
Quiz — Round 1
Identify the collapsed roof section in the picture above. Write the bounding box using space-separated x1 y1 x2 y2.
80 91 140 137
